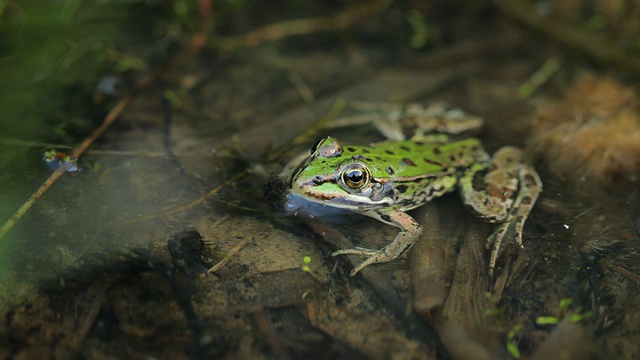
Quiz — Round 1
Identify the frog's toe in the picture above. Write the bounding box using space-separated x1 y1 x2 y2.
331 247 380 257
349 251 389 276
332 247 397 276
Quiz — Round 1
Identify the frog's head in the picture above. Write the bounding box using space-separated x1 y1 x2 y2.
291 137 394 210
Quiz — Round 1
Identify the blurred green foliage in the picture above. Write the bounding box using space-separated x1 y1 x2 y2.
0 0 126 249
0 0 124 139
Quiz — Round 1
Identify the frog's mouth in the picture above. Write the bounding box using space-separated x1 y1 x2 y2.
292 179 393 210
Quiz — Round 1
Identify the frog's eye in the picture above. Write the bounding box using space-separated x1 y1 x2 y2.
310 137 343 158
341 163 370 190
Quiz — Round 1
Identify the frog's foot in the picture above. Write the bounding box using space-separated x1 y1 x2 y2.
331 209 423 276
486 150 542 275
459 146 542 275
332 247 396 276
335 101 484 142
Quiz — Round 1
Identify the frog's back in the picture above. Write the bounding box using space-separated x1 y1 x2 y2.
354 138 483 179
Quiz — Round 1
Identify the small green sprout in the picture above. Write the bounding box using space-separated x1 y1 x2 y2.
406 10 440 49
558 298 573 312
507 324 522 340
535 316 559 325
53 126 68 137
570 312 592 322
301 256 312 272
506 324 523 359
164 90 184 108
506 342 521 359
485 304 507 316
536 297 591 325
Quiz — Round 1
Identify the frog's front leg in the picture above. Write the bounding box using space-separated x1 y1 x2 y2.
331 209 423 276
459 146 542 273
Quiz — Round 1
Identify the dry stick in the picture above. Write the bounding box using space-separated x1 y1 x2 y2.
0 23 211 242
214 0 390 51
0 100 132 243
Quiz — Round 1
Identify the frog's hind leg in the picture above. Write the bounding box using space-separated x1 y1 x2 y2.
459 147 542 274
331 209 422 276
488 156 542 272
459 149 518 224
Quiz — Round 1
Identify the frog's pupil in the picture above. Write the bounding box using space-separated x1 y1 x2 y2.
347 170 363 183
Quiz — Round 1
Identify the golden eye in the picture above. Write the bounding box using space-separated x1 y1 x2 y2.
341 163 370 189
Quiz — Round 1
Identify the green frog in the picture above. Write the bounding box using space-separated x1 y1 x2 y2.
288 103 542 276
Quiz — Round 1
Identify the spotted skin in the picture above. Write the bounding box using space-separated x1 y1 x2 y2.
290 133 542 276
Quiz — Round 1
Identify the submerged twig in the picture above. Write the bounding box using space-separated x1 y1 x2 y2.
68 281 109 350
0 2 213 242
207 236 251 274
131 172 245 222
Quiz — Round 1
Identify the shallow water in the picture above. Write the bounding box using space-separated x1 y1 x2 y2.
2 2 640 358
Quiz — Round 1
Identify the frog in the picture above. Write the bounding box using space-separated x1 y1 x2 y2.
288 102 542 276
